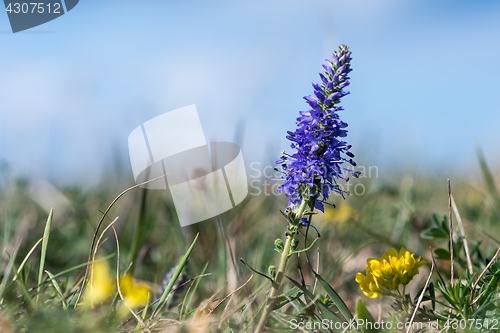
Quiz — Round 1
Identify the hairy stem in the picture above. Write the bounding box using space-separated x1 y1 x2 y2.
255 198 309 332
255 235 294 333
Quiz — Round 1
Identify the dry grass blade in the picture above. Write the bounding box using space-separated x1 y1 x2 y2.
447 179 454 287
210 275 253 317
451 195 474 275
406 254 434 333
109 220 149 331
469 246 500 306
312 247 320 294
218 294 235 329
217 284 266 326
74 173 168 307
89 216 119 306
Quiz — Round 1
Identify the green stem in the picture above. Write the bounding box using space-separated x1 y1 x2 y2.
255 235 294 333
294 198 309 225
255 197 309 333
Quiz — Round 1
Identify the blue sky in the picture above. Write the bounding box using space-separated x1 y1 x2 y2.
1 0 500 184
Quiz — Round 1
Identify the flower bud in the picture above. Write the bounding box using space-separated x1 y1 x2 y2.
274 238 284 253
291 238 300 252
268 266 276 279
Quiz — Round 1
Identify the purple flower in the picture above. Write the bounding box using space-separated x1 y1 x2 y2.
156 265 186 301
276 45 359 212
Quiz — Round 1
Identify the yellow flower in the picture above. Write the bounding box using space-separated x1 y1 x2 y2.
355 271 382 299
84 259 151 312
464 190 484 210
324 203 358 224
392 248 427 285
85 260 115 306
119 274 150 314
355 248 427 299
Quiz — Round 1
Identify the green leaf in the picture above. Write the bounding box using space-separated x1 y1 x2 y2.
432 212 443 225
313 271 354 322
421 214 449 240
421 227 448 240
286 276 343 330
151 233 199 319
289 298 324 328
13 237 43 282
238 258 273 282
0 238 21 299
185 261 209 315
357 299 381 333
37 208 53 302
274 286 303 310
11 260 35 308
45 270 67 309
434 248 451 260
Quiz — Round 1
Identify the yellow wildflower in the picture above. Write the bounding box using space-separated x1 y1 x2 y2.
355 248 427 299
119 274 150 314
324 203 358 225
84 259 151 312
85 260 115 306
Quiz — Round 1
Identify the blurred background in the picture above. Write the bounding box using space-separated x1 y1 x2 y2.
1 0 500 185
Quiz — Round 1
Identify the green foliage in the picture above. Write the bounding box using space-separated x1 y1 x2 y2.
421 213 449 240
313 270 353 322
357 299 381 333
1 161 500 332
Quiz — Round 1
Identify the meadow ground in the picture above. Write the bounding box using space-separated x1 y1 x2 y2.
0 153 499 333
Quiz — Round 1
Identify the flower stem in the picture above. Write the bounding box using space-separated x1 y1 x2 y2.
255 197 309 332
255 235 294 333
294 198 309 225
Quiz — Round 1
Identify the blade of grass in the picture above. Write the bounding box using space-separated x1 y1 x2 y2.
469 246 500 306
178 273 215 322
286 275 343 327
217 282 266 326
45 270 67 309
37 207 53 304
129 188 148 275
476 146 500 215
13 237 43 282
185 261 209 315
135 292 151 332
210 275 253 315
312 271 353 321
357 299 381 333
0 237 21 299
74 173 168 307
451 195 474 275
150 233 199 319
302 235 353 322
179 280 195 321
11 260 35 308
29 254 115 292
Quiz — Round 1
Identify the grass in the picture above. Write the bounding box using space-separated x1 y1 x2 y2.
0 157 499 332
